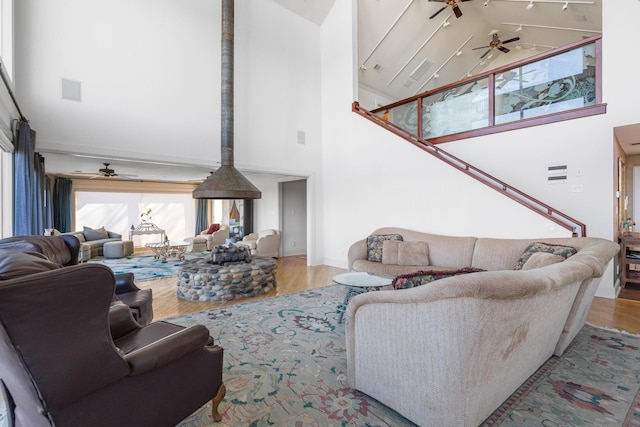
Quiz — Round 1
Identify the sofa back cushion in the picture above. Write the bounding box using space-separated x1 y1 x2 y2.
370 228 477 268
0 249 62 280
471 238 535 271
83 226 110 241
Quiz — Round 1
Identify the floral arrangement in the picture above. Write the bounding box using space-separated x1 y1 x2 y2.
140 208 152 223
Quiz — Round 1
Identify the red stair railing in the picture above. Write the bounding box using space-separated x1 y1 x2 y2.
352 101 586 237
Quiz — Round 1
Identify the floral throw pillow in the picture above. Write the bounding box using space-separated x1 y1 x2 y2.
392 267 485 290
514 242 577 270
366 234 403 263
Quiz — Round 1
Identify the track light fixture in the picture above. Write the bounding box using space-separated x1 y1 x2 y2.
516 25 523 32
562 1 569 11
526 0 534 9
443 19 451 27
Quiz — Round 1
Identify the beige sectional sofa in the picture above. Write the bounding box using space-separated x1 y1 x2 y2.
345 227 619 427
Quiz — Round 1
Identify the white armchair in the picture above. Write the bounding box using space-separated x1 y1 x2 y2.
237 229 280 258
199 224 230 250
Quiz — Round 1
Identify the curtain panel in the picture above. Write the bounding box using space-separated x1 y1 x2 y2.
53 177 72 232
195 198 208 235
12 120 45 235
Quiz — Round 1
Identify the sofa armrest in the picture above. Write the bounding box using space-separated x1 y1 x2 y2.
108 231 122 239
109 302 142 340
123 325 212 376
347 239 368 271
115 272 141 294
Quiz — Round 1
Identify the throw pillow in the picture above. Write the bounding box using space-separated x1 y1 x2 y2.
0 249 62 280
83 226 110 241
381 240 400 265
382 241 430 265
398 241 429 266
206 223 220 234
514 242 577 270
521 252 566 270
392 267 485 290
367 234 403 263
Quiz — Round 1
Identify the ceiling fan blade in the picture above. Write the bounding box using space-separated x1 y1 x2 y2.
429 6 446 19
480 49 492 59
498 46 510 54
452 5 463 18
472 45 490 50
502 37 520 44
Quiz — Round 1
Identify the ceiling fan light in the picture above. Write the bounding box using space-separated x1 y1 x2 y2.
526 0 534 10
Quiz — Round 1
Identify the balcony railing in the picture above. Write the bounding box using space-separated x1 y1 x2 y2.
371 35 604 145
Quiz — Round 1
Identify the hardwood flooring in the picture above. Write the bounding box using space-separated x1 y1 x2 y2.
138 256 640 335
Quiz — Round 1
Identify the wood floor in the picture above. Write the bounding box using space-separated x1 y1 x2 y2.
138 256 640 335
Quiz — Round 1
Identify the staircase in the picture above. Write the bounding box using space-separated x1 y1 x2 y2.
352 101 586 237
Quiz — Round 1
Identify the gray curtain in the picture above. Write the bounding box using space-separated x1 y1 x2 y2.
13 120 44 235
53 177 72 232
44 175 53 229
195 199 208 235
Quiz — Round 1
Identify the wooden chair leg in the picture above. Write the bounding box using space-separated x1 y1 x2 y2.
211 383 226 422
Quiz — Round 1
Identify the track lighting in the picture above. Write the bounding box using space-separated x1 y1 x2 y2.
484 0 490 5
433 73 440 79
443 19 451 27
526 0 534 9
455 50 463 56
516 25 523 32
562 1 569 11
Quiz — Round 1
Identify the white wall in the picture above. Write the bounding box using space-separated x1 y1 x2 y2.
317 0 638 298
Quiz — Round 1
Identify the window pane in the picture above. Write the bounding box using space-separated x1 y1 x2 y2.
75 191 195 247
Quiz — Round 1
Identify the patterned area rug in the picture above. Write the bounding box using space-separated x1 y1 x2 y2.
166 286 640 427
87 251 209 281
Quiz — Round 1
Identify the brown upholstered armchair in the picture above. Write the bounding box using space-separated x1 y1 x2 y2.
0 264 225 426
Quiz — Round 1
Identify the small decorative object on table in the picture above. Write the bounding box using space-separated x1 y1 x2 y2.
623 218 636 234
211 243 251 265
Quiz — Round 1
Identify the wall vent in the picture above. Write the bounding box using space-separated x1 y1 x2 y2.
409 58 434 80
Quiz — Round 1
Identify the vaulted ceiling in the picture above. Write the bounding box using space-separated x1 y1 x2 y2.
19 0 622 183
357 0 602 103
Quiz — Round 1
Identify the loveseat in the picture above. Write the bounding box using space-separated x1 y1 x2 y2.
62 226 123 259
345 227 619 426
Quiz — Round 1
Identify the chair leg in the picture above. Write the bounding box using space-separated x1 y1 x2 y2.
211 382 226 422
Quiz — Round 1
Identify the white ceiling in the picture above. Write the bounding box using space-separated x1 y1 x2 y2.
357 0 602 101
16 0 640 182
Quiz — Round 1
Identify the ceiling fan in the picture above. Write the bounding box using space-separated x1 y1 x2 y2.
429 0 472 19
69 163 138 179
473 33 520 59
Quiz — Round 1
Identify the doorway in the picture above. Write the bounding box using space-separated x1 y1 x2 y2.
280 179 307 257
